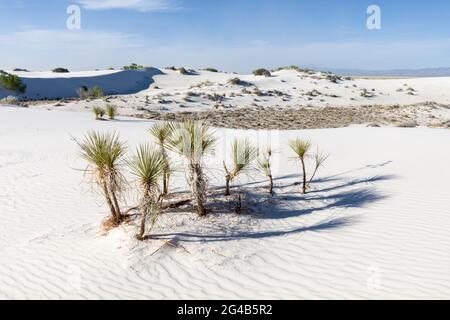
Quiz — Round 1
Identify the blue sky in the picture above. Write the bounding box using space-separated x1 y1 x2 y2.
0 0 449 71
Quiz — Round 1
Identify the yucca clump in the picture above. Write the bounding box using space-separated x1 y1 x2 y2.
93 106 105 120
106 104 117 120
168 120 216 216
257 146 274 195
149 122 175 196
77 131 127 225
90 86 104 98
289 138 328 194
128 144 165 240
223 138 257 196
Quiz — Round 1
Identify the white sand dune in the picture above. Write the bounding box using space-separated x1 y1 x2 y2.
11 68 448 129
1 68 163 100
1 106 449 299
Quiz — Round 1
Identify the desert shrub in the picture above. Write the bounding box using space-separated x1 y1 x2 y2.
92 106 105 120
273 65 315 74
253 68 271 77
52 68 70 73
128 144 165 240
223 138 257 196
123 63 144 70
106 104 117 120
149 122 175 196
76 131 127 225
78 86 104 99
178 67 189 75
168 120 216 216
0 73 26 93
257 147 274 195
205 68 218 73
228 77 242 85
90 86 104 98
290 138 328 194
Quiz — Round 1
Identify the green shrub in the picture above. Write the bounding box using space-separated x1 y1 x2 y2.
252 68 271 77
205 68 218 73
123 63 144 70
0 72 26 93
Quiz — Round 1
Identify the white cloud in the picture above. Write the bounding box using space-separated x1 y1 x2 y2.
77 0 175 12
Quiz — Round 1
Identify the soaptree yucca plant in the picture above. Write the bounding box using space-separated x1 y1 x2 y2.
257 146 274 195
77 131 127 225
289 138 328 194
106 104 117 120
93 106 105 120
128 143 165 240
223 138 257 196
149 122 175 196
168 120 216 217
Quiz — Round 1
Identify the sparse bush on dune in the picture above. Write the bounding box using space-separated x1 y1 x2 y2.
77 131 127 226
228 77 243 85
123 63 144 70
272 65 315 74
257 146 274 195
0 72 26 93
106 104 117 120
52 68 70 73
149 122 175 196
78 86 104 99
178 67 189 75
168 120 216 216
90 86 104 98
223 138 257 196
205 68 218 73
128 143 165 240
290 138 328 194
93 106 105 120
252 68 271 77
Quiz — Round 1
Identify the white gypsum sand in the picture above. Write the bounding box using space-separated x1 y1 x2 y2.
0 106 449 299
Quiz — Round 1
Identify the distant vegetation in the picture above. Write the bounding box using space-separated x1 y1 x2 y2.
228 77 243 85
252 68 271 77
13 68 29 72
52 68 70 73
106 104 117 120
92 106 105 120
78 86 104 99
205 68 218 73
123 63 144 70
0 71 26 93
272 65 315 74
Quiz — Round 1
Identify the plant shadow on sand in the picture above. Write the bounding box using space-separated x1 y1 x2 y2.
150 167 395 243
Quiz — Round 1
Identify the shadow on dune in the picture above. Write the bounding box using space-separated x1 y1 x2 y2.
150 216 355 242
151 173 393 242
3 68 164 100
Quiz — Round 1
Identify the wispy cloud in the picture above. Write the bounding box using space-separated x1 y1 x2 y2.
77 0 176 12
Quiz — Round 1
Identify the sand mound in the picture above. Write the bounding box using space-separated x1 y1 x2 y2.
0 68 163 100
